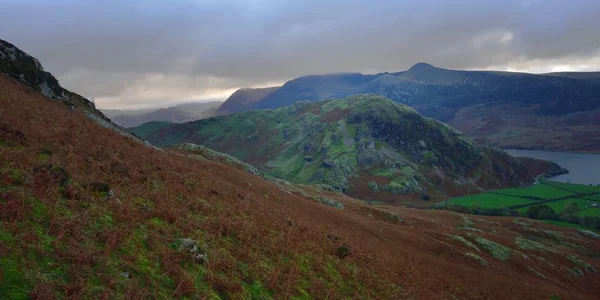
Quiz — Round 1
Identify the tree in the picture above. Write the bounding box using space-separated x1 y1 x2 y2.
526 205 558 220
560 201 581 223
564 202 580 215
580 216 600 230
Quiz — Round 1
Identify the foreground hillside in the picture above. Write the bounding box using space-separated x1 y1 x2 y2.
102 101 222 128
3 74 600 299
132 95 550 205
219 63 600 152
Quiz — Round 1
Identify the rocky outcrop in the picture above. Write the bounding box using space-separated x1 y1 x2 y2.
174 238 208 264
0 38 149 146
173 143 262 176
1 39 87 105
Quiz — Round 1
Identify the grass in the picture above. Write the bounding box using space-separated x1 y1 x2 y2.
445 234 480 253
578 208 600 217
449 180 600 230
515 237 547 251
539 220 598 232
566 255 597 274
550 182 600 194
451 193 534 209
545 199 598 216
371 168 399 178
498 184 576 199
243 280 273 299
464 252 488 266
0 256 31 300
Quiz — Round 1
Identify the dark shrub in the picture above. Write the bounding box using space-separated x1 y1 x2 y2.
526 205 558 220
335 245 351 259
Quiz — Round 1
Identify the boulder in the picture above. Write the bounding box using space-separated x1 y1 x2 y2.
33 164 70 186
174 238 208 264
88 182 114 200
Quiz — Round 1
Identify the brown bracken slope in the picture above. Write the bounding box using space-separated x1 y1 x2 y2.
1 74 599 299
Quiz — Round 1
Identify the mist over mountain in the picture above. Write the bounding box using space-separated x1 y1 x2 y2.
102 101 222 128
216 87 279 115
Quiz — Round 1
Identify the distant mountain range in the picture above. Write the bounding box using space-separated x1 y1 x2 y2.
102 101 222 128
219 63 600 152
547 71 600 82
131 94 550 204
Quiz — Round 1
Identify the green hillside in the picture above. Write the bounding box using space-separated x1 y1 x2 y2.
131 95 538 204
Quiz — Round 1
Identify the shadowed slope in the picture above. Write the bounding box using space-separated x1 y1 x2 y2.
217 87 280 115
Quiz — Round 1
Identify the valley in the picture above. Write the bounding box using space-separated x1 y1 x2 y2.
102 101 223 128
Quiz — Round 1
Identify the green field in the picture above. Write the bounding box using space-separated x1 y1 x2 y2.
497 184 576 199
539 220 595 230
578 207 600 217
448 180 600 230
450 193 537 209
549 181 600 194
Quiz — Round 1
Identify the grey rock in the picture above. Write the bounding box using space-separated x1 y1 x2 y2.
312 196 344 209
175 238 208 264
578 229 600 240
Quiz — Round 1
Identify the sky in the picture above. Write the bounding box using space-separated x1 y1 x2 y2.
2 0 600 109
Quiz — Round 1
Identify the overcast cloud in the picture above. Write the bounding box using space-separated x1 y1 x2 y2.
2 0 600 109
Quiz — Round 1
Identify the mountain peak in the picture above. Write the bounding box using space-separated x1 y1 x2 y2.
401 62 466 84
407 62 437 71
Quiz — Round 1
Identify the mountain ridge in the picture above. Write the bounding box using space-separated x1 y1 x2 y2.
218 63 600 152
216 86 280 115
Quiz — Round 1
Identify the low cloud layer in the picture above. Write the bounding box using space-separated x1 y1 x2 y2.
2 0 599 109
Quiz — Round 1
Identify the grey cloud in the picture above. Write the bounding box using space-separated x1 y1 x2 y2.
1 0 599 109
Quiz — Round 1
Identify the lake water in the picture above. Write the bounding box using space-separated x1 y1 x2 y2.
505 149 600 185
